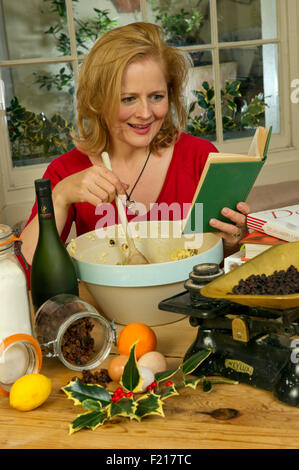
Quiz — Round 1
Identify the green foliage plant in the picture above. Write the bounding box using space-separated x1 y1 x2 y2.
188 80 266 138
155 8 203 46
7 96 73 161
8 1 118 162
62 342 237 434
34 0 118 94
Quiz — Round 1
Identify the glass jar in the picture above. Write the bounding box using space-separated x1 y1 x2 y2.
0 224 42 396
34 294 116 371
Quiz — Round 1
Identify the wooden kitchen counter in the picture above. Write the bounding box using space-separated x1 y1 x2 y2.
1 284 299 450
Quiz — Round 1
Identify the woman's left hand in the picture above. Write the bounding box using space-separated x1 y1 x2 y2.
209 202 251 256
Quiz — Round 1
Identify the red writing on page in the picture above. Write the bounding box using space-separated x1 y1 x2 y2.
271 209 299 219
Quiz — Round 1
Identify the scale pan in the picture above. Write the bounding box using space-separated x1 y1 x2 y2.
200 241 299 310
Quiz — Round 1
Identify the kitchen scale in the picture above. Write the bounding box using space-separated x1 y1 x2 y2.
158 261 299 406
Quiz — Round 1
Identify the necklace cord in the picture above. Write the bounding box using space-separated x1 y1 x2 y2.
125 150 151 203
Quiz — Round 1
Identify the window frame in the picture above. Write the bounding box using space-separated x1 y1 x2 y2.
0 0 298 207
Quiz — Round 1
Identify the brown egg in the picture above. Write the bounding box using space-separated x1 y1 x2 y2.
108 355 129 382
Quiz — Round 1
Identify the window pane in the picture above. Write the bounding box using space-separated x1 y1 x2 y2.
4 63 75 167
186 50 216 142
74 1 142 56
217 0 277 43
219 44 279 140
147 0 211 46
0 0 70 60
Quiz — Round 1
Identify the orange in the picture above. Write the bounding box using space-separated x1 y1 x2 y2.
117 322 157 359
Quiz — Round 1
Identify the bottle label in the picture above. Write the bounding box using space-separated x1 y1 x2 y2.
37 197 54 219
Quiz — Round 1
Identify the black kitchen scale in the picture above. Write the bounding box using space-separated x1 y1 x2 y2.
158 262 299 407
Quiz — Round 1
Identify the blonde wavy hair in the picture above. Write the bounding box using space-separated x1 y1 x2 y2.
72 22 190 156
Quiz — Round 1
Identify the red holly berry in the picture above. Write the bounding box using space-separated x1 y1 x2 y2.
125 392 133 398
146 385 153 391
116 387 123 394
166 380 173 387
151 381 157 389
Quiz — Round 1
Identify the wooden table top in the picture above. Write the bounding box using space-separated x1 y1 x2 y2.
1 284 299 450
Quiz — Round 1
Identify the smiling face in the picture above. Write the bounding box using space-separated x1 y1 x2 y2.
109 57 169 153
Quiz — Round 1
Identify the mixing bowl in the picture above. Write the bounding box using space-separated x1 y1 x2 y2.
67 220 223 326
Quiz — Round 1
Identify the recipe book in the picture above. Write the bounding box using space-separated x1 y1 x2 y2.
247 204 299 242
240 229 287 260
183 126 272 234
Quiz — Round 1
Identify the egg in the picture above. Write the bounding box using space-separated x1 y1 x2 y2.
138 366 155 391
108 355 129 382
137 351 168 375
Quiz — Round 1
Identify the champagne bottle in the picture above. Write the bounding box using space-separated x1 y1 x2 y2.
31 178 79 311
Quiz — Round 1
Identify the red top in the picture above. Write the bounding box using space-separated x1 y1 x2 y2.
25 132 217 238
21 132 217 282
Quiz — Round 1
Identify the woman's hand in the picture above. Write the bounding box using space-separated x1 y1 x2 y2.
20 165 128 265
52 165 128 210
209 202 251 256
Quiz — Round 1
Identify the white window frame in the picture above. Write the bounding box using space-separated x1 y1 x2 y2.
0 0 298 225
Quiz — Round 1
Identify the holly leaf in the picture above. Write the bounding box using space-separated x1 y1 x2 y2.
160 383 179 401
62 378 111 407
203 380 212 393
69 410 107 434
208 377 238 385
181 349 212 376
188 101 196 113
107 397 137 420
154 366 180 384
135 393 165 422
120 343 144 393
184 376 205 390
81 399 103 411
184 375 238 391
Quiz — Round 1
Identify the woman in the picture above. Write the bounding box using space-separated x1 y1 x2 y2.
20 22 250 267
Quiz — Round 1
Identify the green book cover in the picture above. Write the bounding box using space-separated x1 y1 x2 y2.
183 127 272 234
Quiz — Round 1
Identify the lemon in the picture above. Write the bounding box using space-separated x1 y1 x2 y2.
9 373 52 411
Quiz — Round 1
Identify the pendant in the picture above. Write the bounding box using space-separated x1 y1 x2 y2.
126 198 136 211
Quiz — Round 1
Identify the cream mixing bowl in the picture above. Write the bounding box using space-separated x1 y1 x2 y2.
67 220 223 326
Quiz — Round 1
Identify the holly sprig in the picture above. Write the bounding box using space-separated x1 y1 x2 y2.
62 343 237 434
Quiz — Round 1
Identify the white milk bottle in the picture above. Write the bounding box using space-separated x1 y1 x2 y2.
0 225 41 396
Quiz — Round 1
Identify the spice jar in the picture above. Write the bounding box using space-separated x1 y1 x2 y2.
34 294 116 371
0 224 42 396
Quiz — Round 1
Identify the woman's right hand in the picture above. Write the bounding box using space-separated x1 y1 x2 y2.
20 165 128 265
52 165 128 210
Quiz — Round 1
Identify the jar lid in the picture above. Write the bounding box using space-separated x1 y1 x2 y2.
0 224 14 253
0 334 42 396
0 224 12 241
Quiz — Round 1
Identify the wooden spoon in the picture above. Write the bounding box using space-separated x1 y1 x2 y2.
101 152 149 265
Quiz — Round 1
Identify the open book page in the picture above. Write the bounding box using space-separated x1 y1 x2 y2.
205 153 262 163
247 126 264 157
208 126 268 163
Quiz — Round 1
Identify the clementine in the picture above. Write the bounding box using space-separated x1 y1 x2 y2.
117 322 157 359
